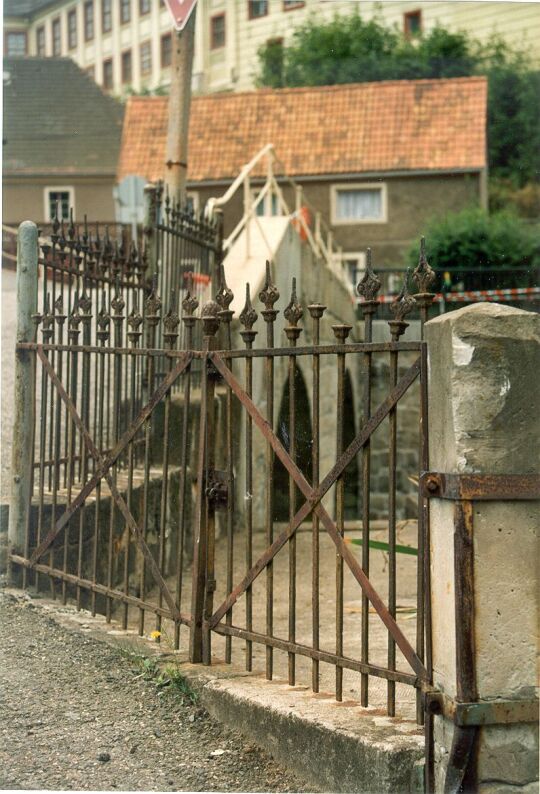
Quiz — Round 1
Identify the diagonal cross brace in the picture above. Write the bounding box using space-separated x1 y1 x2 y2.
208 352 428 680
28 350 191 621
30 349 192 565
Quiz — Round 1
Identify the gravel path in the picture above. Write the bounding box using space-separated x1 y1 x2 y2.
0 591 313 792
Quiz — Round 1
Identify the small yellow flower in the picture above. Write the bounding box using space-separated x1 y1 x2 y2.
150 630 161 641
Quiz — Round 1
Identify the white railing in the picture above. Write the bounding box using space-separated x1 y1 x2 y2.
205 144 350 288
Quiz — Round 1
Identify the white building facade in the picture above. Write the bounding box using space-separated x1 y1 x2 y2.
5 1 540 97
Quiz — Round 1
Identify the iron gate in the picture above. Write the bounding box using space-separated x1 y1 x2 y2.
9 216 437 775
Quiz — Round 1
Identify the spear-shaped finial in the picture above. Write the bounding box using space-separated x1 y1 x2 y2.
259 260 280 311
412 236 435 295
357 248 381 303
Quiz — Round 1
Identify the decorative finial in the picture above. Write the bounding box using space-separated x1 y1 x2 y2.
145 272 162 324
284 277 303 326
163 290 180 346
356 248 381 302
201 299 221 337
216 264 234 311
182 283 199 318
239 283 258 331
388 270 416 340
258 260 280 310
127 294 143 344
412 237 435 295
97 290 110 341
111 278 125 316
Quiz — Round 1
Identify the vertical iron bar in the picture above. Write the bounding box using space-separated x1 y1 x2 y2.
122 294 143 629
283 278 303 686
239 285 258 672
139 277 161 634
174 284 197 650
50 295 66 599
412 239 436 729
63 297 81 604
259 262 279 680
156 290 179 634
216 265 234 663
307 304 325 692
91 290 110 616
106 282 124 621
76 287 92 610
357 250 380 707
387 271 415 716
332 323 352 701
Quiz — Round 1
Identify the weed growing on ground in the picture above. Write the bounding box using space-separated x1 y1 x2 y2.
117 640 199 705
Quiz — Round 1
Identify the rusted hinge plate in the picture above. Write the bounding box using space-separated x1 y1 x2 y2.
426 691 539 726
420 472 540 501
205 469 229 509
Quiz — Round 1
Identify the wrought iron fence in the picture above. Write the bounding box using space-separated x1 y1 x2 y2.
9 210 437 725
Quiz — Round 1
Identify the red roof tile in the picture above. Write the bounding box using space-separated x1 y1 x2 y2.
117 77 487 183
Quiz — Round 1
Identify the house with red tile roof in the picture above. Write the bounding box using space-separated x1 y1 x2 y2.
118 76 487 271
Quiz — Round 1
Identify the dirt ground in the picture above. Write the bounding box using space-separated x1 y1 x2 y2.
0 590 315 792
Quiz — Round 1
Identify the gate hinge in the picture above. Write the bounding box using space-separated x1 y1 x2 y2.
425 690 539 726
420 471 540 501
205 469 229 508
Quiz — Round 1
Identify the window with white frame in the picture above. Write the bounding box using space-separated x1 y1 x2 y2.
44 187 74 221
331 183 387 224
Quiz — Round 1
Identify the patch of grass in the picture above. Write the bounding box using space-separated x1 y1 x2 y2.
117 647 198 703
157 668 199 704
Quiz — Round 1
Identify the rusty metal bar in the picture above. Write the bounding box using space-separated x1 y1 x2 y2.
174 284 197 650
216 265 234 663
17 340 422 357
155 291 180 638
201 308 220 666
307 303 325 692
421 472 540 501
444 499 478 793
106 283 124 621
358 257 380 706
332 323 352 700
260 261 279 680
10 555 191 624
239 285 258 672
122 294 142 629
139 278 161 635
284 278 303 686
210 622 418 685
189 302 220 664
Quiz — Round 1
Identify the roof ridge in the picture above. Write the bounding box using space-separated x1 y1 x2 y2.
189 75 487 102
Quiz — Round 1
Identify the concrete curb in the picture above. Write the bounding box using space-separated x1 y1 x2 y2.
3 588 425 793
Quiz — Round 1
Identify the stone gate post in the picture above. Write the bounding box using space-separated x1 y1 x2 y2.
8 221 39 581
424 303 539 793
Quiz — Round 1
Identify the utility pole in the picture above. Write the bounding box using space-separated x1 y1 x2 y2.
164 6 197 202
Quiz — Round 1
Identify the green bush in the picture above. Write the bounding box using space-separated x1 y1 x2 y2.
406 208 540 291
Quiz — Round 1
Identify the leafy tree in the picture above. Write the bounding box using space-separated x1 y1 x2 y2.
406 207 540 291
257 13 540 186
